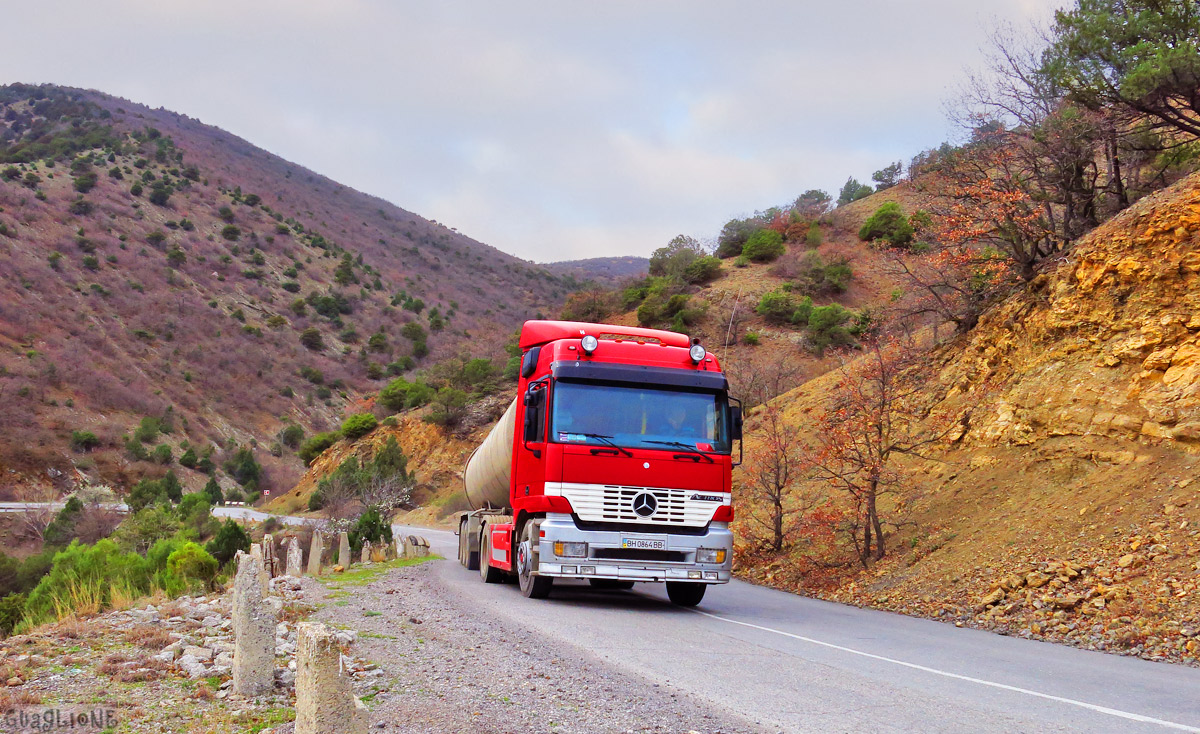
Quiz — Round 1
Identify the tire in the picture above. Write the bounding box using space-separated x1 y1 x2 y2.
464 520 479 571
457 521 468 566
517 522 553 599
480 529 502 584
665 581 706 607
589 579 635 590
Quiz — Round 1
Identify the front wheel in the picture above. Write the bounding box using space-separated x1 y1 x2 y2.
665 581 706 607
517 523 553 599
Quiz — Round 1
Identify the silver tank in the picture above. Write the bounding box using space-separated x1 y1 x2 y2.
464 398 517 510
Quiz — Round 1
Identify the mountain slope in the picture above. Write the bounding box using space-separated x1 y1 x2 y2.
735 170 1200 663
0 83 573 497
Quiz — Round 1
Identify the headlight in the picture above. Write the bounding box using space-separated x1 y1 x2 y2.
553 541 588 558
696 548 726 564
581 335 599 355
689 344 706 363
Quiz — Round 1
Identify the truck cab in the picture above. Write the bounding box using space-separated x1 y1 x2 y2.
457 320 741 606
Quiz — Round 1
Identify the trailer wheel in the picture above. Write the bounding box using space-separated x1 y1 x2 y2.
479 530 503 584
460 518 479 571
517 523 553 599
665 581 706 607
457 520 468 566
589 579 635 591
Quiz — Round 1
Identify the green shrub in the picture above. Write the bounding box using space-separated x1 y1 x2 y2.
379 378 410 411
178 447 198 469
742 229 786 262
300 327 324 351
405 381 435 407
44 497 85 547
805 222 823 247
23 540 152 626
134 416 161 443
806 304 854 353
743 331 760 345
858 201 914 247
161 469 182 502
341 413 378 440
162 543 218 593
299 366 324 384
426 387 468 426
148 184 171 206
127 478 166 513
223 447 261 487
0 594 25 636
299 432 340 466
756 290 797 324
733 254 750 268
202 477 224 506
70 430 100 452
348 508 393 556
716 218 760 258
683 255 723 284
205 520 251 567
793 251 853 296
221 224 241 241
152 444 173 465
279 424 304 449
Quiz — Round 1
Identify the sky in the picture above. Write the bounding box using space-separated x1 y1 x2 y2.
4 1 1067 263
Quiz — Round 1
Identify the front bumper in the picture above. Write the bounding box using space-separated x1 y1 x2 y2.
536 513 733 584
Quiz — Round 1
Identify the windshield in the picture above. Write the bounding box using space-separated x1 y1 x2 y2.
550 381 730 453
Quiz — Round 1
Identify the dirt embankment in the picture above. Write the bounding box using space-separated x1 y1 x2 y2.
734 171 1200 665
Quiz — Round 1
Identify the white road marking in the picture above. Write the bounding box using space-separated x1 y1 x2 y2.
691 609 1200 733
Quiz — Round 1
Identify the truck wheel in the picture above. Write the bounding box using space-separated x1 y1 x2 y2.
457 521 468 566
589 579 635 590
479 531 502 584
517 523 553 599
665 581 706 607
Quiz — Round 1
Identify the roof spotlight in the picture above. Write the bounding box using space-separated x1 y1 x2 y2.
581 335 599 355
689 343 706 363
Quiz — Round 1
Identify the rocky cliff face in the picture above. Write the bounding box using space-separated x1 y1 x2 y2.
937 172 1200 451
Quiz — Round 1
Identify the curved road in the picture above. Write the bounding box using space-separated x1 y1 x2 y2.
220 507 1200 732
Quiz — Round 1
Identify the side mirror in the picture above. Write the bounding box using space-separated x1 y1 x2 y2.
730 405 743 441
520 346 542 379
523 387 545 444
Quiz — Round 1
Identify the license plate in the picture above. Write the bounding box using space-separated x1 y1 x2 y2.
621 537 666 550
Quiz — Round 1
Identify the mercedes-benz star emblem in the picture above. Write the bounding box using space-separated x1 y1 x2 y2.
632 492 658 518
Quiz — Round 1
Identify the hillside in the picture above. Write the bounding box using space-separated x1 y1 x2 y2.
0 83 574 500
734 171 1200 664
543 255 649 285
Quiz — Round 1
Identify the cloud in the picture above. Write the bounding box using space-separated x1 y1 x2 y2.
1 0 1070 261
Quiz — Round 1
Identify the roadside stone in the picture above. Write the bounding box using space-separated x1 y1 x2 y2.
339 533 351 568
232 551 276 697
308 533 324 577
262 534 278 578
286 537 303 577
361 541 371 565
295 622 368 734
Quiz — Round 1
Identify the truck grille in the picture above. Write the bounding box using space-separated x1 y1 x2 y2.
549 482 725 527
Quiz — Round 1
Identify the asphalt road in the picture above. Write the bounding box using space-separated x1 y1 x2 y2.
211 506 1200 733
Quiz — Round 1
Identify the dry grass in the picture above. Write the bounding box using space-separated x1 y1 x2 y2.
98 652 171 683
0 687 44 711
124 625 174 650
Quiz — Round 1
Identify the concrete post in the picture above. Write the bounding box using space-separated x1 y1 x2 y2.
360 541 371 564
295 622 369 734
338 532 351 567
307 533 324 577
232 551 275 697
262 534 277 578
249 544 269 596
286 537 303 577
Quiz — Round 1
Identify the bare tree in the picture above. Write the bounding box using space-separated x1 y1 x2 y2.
807 337 964 567
742 404 806 552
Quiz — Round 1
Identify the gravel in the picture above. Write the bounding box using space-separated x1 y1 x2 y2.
302 561 762 734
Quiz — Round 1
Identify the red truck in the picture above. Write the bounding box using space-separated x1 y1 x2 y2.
455 320 741 606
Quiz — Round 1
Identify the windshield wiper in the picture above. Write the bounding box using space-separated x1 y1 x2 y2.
578 433 633 458
642 440 714 463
